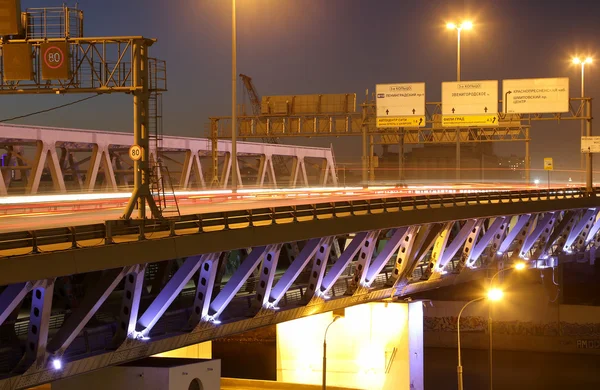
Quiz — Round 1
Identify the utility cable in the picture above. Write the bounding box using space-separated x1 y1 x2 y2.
0 94 100 123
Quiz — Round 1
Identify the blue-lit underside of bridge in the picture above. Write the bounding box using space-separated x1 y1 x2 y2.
0 188 599 389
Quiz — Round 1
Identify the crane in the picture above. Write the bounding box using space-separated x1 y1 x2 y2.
239 73 289 178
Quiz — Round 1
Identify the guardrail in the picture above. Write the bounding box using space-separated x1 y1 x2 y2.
0 187 593 257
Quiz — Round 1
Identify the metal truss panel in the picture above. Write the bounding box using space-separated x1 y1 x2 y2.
392 226 419 280
0 124 335 194
585 214 600 244
564 209 598 251
509 213 537 258
477 217 508 262
440 220 479 269
350 230 379 291
0 282 31 326
188 253 222 328
137 256 203 334
426 222 453 280
113 265 146 347
303 237 333 302
519 213 555 259
498 214 532 255
254 244 283 308
20 279 54 371
543 211 577 256
208 246 267 319
460 219 484 269
47 267 129 355
364 227 407 286
320 232 367 294
409 224 444 269
269 238 321 306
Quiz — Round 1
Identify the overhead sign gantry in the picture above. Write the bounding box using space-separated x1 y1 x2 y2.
0 4 167 219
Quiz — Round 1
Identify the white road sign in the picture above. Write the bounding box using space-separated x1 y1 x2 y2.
581 136 600 153
442 80 498 115
376 83 426 128
503 77 569 114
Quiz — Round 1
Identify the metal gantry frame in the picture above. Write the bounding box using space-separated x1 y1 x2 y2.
210 97 593 188
0 188 599 389
0 36 167 219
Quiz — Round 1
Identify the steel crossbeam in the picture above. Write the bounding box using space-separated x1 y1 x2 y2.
320 232 367 295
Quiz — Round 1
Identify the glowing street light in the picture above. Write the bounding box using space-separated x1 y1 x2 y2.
457 290 503 390
446 21 473 81
487 288 503 301
572 56 593 185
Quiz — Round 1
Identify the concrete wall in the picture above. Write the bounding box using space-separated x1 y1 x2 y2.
423 283 600 354
276 302 423 390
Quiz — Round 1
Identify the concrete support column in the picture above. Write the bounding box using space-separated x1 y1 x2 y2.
276 301 424 390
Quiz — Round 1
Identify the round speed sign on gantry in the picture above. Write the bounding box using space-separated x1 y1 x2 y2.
129 145 143 161
40 42 70 80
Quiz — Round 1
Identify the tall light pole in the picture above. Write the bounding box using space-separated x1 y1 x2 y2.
231 0 238 192
457 289 503 390
573 57 592 186
447 21 473 182
323 315 342 390
487 262 526 390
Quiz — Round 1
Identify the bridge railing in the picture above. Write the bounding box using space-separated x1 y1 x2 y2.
0 187 592 256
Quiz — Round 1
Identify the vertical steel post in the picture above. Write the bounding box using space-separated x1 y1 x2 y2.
398 130 404 181
581 64 585 184
586 98 593 192
362 103 368 187
525 127 530 184
456 29 461 182
231 0 238 192
369 134 375 182
122 39 160 219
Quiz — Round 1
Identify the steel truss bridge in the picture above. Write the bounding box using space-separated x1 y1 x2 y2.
0 187 599 389
0 124 337 196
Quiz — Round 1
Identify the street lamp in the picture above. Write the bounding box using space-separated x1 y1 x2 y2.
457 289 503 390
323 315 342 390
487 262 526 390
447 21 472 183
231 0 238 192
446 21 473 81
572 56 592 185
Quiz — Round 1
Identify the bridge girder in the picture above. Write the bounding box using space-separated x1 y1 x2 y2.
0 189 599 388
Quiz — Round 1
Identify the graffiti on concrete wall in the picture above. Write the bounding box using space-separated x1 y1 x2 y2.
424 316 600 338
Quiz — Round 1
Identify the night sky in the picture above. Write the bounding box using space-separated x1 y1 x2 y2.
9 0 600 175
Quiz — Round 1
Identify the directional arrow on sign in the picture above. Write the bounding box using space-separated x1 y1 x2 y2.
419 118 423 125
386 109 389 115
492 116 497 123
452 108 455 114
484 107 488 113
412 108 416 114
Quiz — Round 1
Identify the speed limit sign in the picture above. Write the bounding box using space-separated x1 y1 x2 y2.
129 145 142 161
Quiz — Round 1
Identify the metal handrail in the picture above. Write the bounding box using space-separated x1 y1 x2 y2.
0 187 594 256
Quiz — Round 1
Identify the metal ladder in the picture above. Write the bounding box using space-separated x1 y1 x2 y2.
149 161 180 219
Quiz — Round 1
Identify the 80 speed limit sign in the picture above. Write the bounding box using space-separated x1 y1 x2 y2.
129 145 143 161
